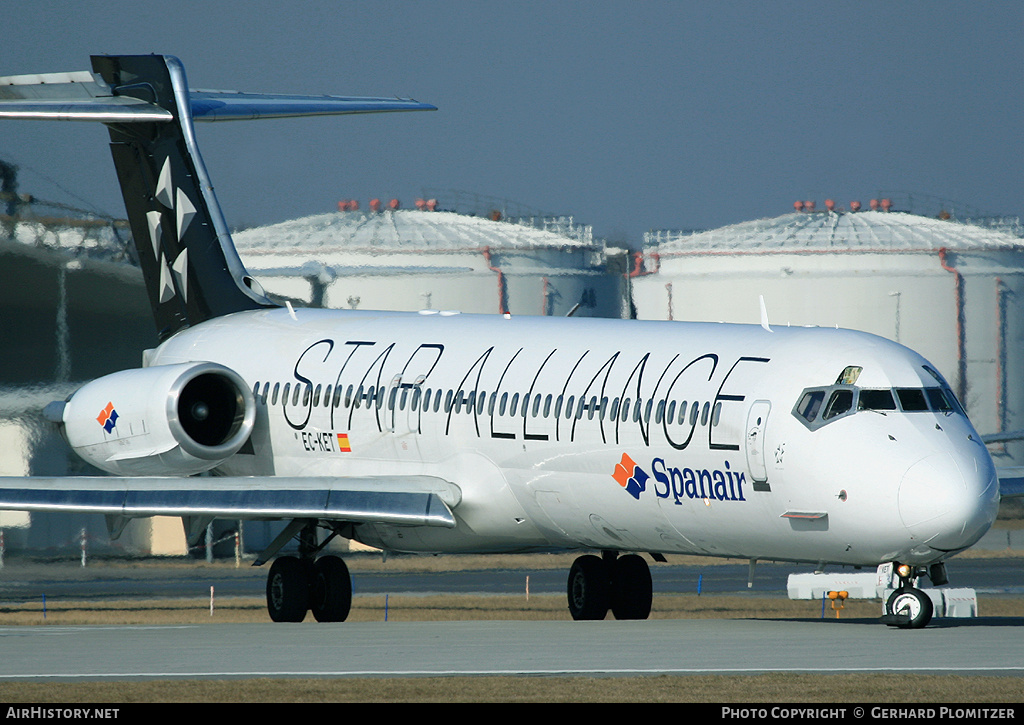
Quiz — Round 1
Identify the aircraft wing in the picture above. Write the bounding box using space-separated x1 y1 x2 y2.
0 475 458 528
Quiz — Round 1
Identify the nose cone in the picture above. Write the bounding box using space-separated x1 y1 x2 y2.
898 449 998 552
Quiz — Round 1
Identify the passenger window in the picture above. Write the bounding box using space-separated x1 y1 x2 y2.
823 389 853 420
896 388 928 412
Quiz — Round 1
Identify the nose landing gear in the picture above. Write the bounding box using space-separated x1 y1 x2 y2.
881 562 936 629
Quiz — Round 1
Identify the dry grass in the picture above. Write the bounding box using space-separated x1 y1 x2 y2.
3 674 1024 703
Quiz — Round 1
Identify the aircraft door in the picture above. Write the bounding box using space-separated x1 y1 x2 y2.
745 400 771 484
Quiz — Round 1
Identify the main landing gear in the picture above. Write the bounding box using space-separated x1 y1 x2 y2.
262 520 352 623
567 551 653 620
266 554 352 622
881 561 945 629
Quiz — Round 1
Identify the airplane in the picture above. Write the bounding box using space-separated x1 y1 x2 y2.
0 54 1009 628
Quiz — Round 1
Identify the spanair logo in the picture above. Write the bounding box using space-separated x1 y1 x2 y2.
613 453 748 504
612 453 649 500
96 402 118 433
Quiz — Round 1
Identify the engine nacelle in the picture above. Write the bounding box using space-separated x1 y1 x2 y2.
59 362 256 476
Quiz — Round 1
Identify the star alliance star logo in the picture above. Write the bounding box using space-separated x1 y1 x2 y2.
146 157 196 304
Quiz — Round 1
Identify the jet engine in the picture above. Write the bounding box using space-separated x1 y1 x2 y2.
55 362 256 476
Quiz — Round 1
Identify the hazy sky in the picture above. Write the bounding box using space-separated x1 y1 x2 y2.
2 1 1021 246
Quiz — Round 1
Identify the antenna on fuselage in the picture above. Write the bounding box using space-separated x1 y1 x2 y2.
759 295 773 333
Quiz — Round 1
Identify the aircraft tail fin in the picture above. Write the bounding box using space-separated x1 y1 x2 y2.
0 54 435 341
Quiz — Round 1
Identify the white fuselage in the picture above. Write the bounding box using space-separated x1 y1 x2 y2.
149 307 999 567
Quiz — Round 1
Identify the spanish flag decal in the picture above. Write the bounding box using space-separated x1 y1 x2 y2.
337 433 351 453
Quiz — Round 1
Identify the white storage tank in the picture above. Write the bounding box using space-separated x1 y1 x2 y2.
234 204 625 319
632 204 1024 465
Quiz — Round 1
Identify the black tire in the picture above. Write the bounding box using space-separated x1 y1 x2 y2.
611 554 652 620
886 587 934 629
567 554 611 621
266 556 312 622
310 555 352 623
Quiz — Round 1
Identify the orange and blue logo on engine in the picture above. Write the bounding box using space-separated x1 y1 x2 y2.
96 402 118 433
612 453 649 500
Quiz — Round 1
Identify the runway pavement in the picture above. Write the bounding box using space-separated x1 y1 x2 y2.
0 552 1020 682
0 617 1022 681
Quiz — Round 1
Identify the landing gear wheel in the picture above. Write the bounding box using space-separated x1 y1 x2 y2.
885 587 933 629
266 556 312 622
567 554 611 620
611 554 652 620
310 555 352 622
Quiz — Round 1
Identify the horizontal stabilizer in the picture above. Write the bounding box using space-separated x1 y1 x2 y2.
0 475 459 528
0 67 436 123
0 70 173 122
189 90 436 121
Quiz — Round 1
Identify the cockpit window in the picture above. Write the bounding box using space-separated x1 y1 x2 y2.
796 390 825 422
823 389 854 420
794 379 964 431
836 366 863 385
925 387 955 412
858 389 897 411
896 388 929 412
